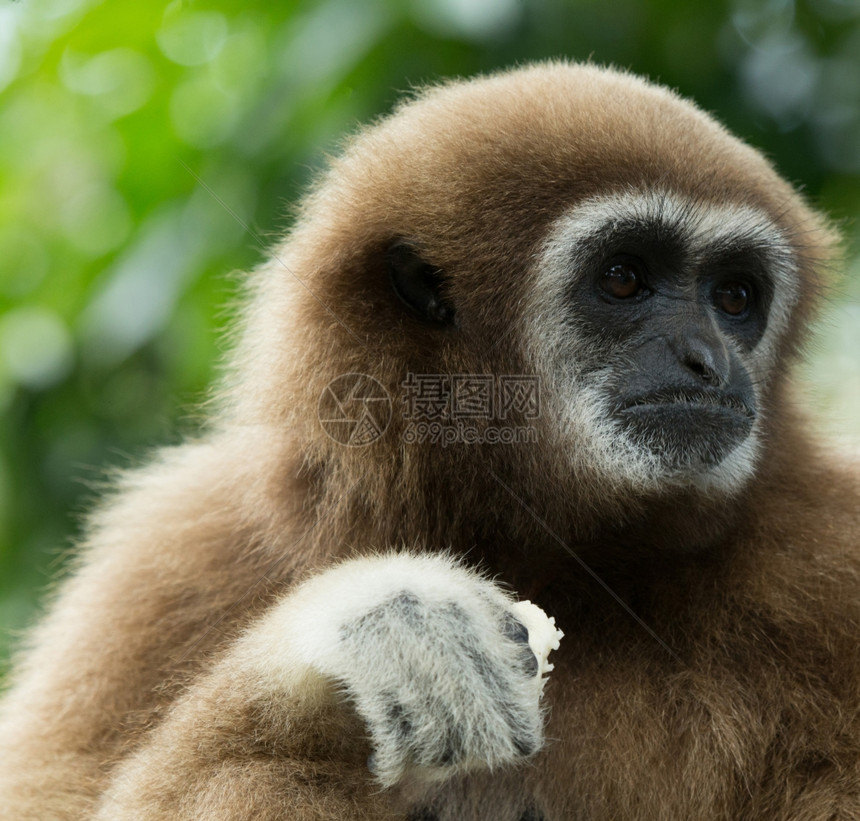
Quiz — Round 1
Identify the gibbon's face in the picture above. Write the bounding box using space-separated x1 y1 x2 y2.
527 190 798 495
387 188 798 497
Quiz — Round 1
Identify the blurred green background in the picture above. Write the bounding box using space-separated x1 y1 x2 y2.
1 0 859 669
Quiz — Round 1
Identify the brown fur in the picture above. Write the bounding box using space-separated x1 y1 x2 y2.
1 62 858 820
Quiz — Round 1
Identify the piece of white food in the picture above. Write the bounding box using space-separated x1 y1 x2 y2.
509 599 564 693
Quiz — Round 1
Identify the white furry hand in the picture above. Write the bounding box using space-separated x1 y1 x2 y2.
268 554 561 787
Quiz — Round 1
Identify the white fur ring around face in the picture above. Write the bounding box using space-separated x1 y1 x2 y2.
509 600 564 693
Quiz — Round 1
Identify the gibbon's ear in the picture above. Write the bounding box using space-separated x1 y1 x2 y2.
387 240 455 326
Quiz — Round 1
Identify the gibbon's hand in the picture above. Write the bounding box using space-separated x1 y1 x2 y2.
269 553 562 787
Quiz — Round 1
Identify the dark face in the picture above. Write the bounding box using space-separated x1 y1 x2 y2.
569 219 769 470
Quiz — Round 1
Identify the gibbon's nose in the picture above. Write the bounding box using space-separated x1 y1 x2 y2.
670 327 731 387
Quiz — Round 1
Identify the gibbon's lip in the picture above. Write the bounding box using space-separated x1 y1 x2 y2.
615 389 755 422
615 389 756 467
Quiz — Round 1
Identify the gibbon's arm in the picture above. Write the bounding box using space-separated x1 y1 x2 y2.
93 553 560 821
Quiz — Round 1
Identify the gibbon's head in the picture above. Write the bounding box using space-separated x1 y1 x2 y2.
233 62 836 520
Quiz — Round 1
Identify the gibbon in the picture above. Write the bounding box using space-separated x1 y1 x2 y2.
1 61 859 821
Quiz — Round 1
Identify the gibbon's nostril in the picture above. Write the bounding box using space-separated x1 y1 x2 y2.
685 352 720 385
677 332 730 387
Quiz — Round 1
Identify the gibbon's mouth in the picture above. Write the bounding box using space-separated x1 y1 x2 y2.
614 389 756 466
616 389 755 421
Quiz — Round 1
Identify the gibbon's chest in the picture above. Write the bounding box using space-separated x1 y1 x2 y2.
397 648 763 821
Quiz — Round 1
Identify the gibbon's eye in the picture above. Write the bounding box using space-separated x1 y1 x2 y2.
599 258 646 300
714 281 751 317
